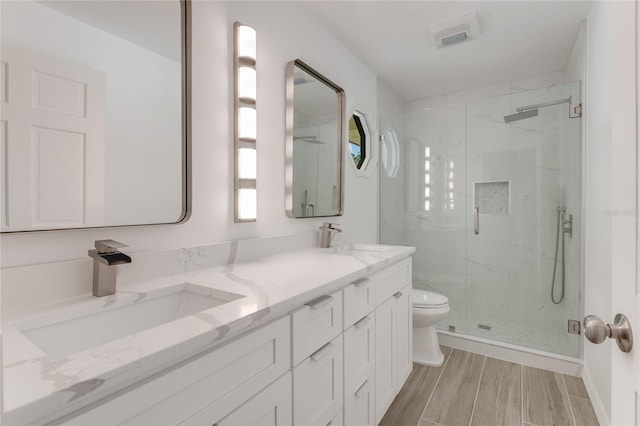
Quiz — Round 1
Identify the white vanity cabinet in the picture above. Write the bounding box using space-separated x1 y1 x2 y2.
371 257 412 424
200 372 292 426
292 290 343 365
344 257 412 426
344 378 375 426
291 290 344 425
292 335 344 425
51 256 413 426
62 316 291 426
374 284 412 423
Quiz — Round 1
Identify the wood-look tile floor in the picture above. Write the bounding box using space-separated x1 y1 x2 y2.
380 347 599 426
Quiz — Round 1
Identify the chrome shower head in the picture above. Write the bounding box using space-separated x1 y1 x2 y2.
504 109 539 123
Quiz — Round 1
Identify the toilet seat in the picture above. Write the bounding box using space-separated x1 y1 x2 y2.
412 289 448 308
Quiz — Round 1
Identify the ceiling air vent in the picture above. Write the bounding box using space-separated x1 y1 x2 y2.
429 12 480 48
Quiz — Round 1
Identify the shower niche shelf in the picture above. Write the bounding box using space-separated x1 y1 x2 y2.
474 181 510 215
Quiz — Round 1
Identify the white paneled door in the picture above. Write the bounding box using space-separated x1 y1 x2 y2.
0 44 105 230
609 1 639 425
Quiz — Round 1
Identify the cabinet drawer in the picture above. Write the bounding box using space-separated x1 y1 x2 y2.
372 258 411 305
293 335 344 426
67 317 291 426
201 372 292 426
343 278 375 329
344 377 375 426
344 314 375 397
292 290 343 365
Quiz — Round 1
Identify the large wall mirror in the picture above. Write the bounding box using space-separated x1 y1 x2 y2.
0 0 190 232
285 59 345 218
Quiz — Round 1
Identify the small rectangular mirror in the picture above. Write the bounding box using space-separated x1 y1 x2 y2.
285 59 345 218
0 0 190 232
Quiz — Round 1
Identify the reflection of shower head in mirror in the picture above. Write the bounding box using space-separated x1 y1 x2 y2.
293 136 326 144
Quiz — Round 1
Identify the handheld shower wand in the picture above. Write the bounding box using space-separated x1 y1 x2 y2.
551 206 573 304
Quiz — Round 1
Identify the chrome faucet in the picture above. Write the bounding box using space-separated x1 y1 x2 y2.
319 222 342 248
88 240 132 297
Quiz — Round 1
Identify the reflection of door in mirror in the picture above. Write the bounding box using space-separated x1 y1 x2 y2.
0 0 186 232
1 44 106 230
286 60 345 219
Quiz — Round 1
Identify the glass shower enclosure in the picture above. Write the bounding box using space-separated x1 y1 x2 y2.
379 82 582 358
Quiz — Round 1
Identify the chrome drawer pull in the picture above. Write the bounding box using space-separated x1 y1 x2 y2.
352 278 370 288
310 342 334 362
305 294 334 310
355 379 369 398
355 316 371 328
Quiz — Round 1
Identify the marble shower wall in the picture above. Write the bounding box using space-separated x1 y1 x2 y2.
380 72 582 357
378 79 407 246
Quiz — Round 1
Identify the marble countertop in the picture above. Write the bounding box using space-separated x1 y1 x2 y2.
2 244 415 425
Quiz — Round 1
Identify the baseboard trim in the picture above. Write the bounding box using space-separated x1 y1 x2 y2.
581 364 610 426
437 330 583 376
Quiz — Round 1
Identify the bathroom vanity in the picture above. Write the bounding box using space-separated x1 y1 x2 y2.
2 244 415 425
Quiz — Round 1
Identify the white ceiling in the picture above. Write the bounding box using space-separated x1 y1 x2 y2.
303 1 592 101
38 0 181 61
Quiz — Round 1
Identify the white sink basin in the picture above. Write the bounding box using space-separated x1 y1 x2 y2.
350 244 394 252
12 283 244 358
333 244 395 254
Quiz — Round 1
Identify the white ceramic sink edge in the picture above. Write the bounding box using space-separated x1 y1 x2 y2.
331 243 396 254
11 282 245 358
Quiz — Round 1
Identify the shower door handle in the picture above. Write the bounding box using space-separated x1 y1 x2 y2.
474 207 480 235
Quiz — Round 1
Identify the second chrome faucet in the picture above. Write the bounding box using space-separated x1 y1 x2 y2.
319 222 342 248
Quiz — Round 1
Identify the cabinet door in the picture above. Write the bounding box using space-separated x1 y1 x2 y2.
212 372 292 426
345 378 375 426
293 335 344 426
374 285 413 424
374 296 396 422
344 314 375 397
395 285 412 387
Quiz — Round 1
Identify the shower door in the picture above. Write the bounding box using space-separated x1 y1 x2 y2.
465 82 582 357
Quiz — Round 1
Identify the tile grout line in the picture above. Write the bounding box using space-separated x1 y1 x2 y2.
417 348 455 425
562 374 578 426
567 395 592 401
467 355 487 426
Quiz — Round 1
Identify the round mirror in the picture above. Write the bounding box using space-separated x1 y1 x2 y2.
348 110 371 171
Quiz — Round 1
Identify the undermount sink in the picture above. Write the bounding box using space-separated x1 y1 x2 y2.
334 244 395 254
12 283 244 358
350 244 394 252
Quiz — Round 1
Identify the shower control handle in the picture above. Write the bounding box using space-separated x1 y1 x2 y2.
473 207 480 235
583 314 633 353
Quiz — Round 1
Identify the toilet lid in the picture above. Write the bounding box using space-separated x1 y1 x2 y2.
412 289 448 307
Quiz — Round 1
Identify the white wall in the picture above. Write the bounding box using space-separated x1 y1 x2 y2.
0 1 379 267
583 1 613 422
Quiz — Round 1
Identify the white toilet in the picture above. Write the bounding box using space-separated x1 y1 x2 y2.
412 289 450 367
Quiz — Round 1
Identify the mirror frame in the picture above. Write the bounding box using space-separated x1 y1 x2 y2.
348 110 372 173
285 59 345 219
348 109 377 178
2 0 192 233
